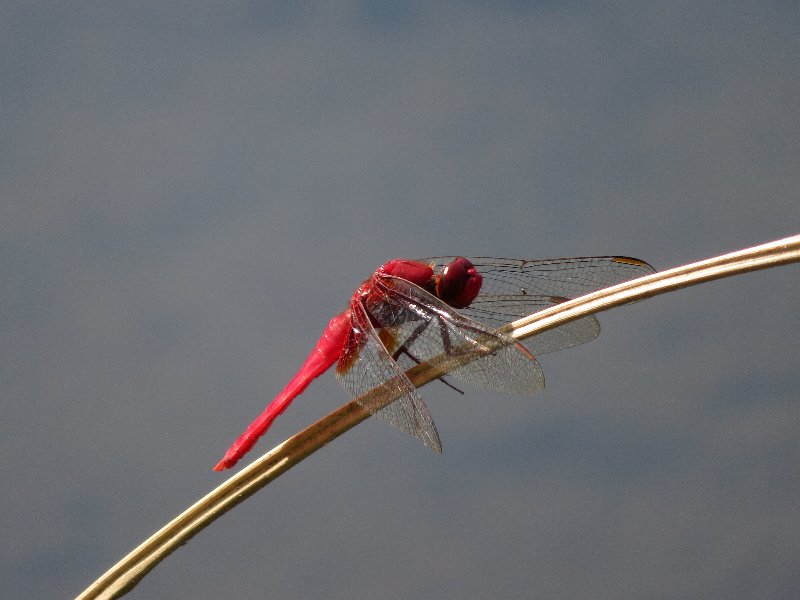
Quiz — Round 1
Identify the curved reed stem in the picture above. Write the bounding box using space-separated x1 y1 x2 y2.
76 234 800 600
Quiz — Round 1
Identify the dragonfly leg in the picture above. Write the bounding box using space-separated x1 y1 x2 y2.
389 320 465 395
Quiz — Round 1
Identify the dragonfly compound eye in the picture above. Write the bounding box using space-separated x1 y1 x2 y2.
437 257 482 309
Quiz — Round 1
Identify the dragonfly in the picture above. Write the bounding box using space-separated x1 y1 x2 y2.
214 255 655 470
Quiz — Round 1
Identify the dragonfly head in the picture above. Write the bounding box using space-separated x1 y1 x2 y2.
436 257 482 309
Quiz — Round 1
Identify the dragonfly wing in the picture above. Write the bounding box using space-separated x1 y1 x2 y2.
419 256 655 354
421 256 655 297
458 294 601 355
368 276 545 396
336 299 442 452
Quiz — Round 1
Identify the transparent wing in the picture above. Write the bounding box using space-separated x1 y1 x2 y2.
335 256 653 451
335 300 442 452
367 276 545 395
418 256 655 355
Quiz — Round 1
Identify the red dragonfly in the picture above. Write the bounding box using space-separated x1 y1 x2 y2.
214 256 654 470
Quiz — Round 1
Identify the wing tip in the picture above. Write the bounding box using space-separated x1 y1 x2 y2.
612 256 656 272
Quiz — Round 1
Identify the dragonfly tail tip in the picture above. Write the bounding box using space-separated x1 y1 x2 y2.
212 457 232 471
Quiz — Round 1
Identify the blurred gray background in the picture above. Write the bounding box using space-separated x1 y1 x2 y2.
3 2 799 598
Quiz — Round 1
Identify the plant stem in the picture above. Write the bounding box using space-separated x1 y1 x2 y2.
76 234 800 600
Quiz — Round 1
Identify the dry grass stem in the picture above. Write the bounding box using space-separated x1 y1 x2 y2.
76 234 800 600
